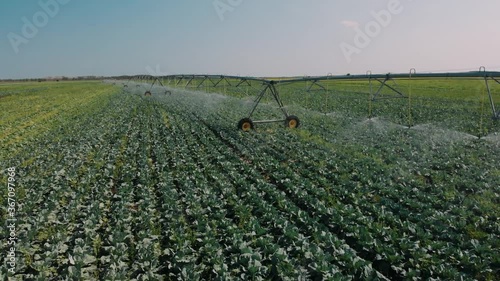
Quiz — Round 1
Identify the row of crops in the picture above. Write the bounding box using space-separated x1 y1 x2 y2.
1 81 499 280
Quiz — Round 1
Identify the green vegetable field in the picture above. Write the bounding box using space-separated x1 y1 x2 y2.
1 80 499 280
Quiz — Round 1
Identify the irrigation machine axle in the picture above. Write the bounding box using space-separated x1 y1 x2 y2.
237 81 300 131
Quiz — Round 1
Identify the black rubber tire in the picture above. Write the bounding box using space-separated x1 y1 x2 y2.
144 91 152 96
237 118 254 132
285 115 300 128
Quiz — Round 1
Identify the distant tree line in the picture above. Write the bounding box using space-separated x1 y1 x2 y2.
0 76 117 82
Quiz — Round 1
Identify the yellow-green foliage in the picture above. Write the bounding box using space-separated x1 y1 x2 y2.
0 81 116 151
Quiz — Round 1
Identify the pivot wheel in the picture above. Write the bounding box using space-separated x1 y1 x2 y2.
144 91 152 96
238 118 254 132
285 115 300 128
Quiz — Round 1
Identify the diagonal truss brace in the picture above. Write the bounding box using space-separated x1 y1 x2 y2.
248 82 288 119
196 76 208 89
148 77 165 90
185 76 195 88
236 79 252 88
147 77 171 94
175 76 184 86
306 80 326 92
484 75 500 119
212 77 224 87
212 76 233 88
371 75 407 101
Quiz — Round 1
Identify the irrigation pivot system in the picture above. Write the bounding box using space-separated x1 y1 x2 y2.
122 74 301 131
119 67 500 131
237 80 300 131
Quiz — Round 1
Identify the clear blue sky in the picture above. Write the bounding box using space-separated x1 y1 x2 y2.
1 0 500 79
